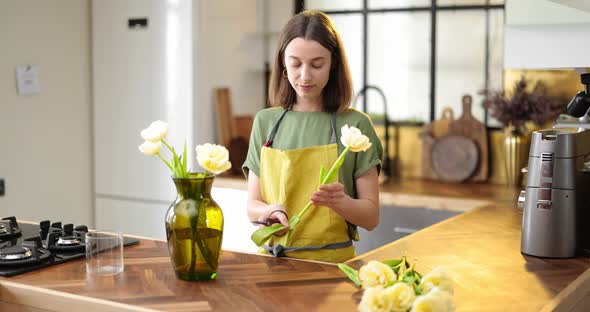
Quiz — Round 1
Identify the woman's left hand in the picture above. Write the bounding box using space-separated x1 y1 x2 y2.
310 182 351 211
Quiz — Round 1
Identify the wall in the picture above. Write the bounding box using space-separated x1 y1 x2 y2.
0 0 93 225
505 0 590 69
192 0 292 145
193 0 263 146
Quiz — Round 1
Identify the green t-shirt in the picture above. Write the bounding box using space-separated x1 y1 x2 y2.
242 107 383 199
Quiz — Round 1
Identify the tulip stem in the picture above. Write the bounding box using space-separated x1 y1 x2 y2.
321 146 349 185
162 139 188 178
157 153 174 172
290 146 350 229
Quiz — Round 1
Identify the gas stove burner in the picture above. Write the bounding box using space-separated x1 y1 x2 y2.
0 246 32 261
41 221 87 253
0 238 17 249
0 217 22 240
0 237 50 267
56 236 81 246
0 218 139 277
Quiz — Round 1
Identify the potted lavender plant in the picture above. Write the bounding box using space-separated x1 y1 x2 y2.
482 76 566 186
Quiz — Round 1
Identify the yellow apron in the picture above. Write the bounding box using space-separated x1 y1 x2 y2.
259 109 355 263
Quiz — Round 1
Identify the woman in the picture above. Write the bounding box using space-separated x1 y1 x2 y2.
242 11 383 263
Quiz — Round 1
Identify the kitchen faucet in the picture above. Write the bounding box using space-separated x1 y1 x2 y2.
353 85 392 177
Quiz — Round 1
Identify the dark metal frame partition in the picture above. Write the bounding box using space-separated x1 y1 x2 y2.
296 0 505 126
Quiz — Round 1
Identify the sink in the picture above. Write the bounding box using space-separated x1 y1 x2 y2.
354 205 462 254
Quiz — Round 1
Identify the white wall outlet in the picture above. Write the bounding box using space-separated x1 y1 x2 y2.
16 65 41 95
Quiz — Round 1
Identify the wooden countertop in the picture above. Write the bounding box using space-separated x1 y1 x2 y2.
1 179 589 311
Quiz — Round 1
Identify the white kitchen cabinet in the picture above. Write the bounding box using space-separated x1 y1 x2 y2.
96 187 258 254
96 197 168 239
504 0 590 69
506 0 590 25
92 0 194 233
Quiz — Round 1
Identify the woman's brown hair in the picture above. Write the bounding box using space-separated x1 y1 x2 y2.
268 11 353 113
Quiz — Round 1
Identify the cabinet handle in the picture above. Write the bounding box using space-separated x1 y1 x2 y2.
393 227 417 234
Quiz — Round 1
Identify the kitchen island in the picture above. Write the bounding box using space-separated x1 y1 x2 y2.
1 179 589 311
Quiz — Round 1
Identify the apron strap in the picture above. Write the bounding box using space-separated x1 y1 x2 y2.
264 110 338 147
329 113 337 144
262 240 353 257
263 109 289 147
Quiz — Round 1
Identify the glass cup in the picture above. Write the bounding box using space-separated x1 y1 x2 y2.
85 231 124 276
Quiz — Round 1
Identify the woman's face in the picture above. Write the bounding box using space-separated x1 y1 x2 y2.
284 38 332 102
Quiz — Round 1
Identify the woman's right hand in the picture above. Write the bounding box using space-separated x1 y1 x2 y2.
256 205 290 236
247 171 289 236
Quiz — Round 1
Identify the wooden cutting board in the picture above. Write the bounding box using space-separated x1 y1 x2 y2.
214 88 236 148
431 135 479 182
448 95 489 182
420 107 454 179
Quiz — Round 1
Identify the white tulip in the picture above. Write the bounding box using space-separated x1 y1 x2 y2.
359 260 397 289
196 143 232 174
141 120 168 142
383 282 416 312
419 266 454 295
138 140 162 156
340 124 372 152
359 286 393 312
410 287 455 312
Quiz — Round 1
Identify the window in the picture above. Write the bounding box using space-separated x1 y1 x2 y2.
303 0 505 126
368 12 430 121
330 14 364 93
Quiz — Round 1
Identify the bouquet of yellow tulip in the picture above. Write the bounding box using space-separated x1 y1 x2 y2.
339 257 455 312
250 124 372 246
138 120 232 177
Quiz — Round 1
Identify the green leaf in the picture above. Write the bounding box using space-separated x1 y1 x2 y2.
397 257 407 281
337 263 361 287
182 140 188 177
385 279 403 288
415 270 423 281
382 259 402 268
289 215 301 228
402 275 416 285
414 284 423 296
172 156 182 177
250 224 285 246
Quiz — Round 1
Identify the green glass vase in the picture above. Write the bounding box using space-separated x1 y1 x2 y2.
165 173 224 281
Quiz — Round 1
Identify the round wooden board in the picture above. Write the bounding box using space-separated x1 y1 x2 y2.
430 135 479 183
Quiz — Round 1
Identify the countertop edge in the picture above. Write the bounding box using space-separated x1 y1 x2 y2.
541 267 590 312
0 280 171 312
4 194 588 310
